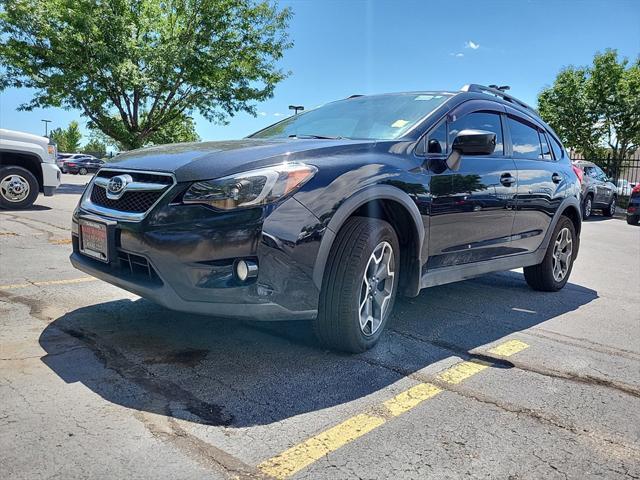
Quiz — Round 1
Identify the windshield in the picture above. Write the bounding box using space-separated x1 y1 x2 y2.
250 93 451 140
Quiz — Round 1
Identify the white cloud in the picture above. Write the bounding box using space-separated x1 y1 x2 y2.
450 52 464 58
273 113 285 117
257 111 267 117
465 40 480 50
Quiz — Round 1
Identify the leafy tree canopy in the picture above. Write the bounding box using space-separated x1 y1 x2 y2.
50 120 82 153
538 50 640 169
81 139 107 158
0 0 292 150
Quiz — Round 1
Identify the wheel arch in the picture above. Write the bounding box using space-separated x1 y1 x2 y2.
312 185 425 297
0 150 44 191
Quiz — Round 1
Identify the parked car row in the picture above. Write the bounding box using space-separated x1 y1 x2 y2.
56 153 106 175
626 184 640 225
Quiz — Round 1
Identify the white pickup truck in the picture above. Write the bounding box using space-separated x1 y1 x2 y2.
0 128 61 209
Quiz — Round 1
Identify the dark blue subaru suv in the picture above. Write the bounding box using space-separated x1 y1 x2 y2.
71 84 582 352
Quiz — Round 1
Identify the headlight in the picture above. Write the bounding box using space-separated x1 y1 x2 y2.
182 163 317 210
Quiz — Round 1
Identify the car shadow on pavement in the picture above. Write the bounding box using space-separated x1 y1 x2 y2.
39 270 598 428
54 183 88 195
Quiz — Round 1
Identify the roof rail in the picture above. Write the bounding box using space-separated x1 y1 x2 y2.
460 84 537 114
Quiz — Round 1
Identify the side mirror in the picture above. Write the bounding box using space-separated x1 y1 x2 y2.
446 129 496 171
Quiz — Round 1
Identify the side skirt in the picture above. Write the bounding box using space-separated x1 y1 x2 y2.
420 250 545 289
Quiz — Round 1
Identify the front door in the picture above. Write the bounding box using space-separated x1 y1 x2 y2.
427 107 518 268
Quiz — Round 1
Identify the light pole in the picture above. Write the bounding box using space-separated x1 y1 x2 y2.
288 105 304 115
41 119 52 137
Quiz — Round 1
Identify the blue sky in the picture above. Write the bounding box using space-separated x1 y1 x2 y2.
1 0 639 144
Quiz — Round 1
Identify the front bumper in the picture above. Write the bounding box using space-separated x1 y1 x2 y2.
70 197 324 321
41 163 61 194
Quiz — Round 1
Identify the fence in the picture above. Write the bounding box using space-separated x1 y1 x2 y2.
570 152 640 197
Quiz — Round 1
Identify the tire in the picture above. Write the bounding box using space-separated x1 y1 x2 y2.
627 215 639 225
582 194 593 219
603 195 616 217
313 217 400 353
79 167 88 175
0 166 39 210
524 216 576 292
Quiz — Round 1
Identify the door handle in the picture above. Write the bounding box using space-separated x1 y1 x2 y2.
500 173 516 186
552 173 562 184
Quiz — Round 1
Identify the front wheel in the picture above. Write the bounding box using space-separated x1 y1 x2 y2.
582 195 593 219
313 217 400 353
79 167 88 175
0 166 39 209
524 216 576 292
603 196 616 217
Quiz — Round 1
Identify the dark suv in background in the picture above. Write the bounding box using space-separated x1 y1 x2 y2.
572 160 617 218
70 84 582 352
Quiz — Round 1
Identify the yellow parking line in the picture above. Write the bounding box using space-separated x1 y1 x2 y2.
382 382 442 417
436 360 490 384
258 413 386 479
488 339 529 357
258 339 529 479
0 277 96 290
49 238 72 245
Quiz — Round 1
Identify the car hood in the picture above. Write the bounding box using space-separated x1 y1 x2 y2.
104 138 375 182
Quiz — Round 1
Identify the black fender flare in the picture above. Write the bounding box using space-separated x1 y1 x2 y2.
539 195 582 260
311 184 425 293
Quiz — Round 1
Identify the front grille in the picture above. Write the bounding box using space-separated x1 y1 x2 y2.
91 186 162 213
95 170 173 185
84 169 175 218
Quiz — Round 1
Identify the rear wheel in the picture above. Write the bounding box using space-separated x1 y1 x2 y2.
79 167 88 175
603 195 616 217
582 194 593 219
627 215 639 225
0 166 39 209
313 217 399 353
524 216 576 292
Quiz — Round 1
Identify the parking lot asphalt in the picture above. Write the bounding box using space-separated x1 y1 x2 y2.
1 174 639 479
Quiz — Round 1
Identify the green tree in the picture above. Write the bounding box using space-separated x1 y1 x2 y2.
50 121 82 153
81 139 107 158
538 50 640 174
0 0 292 150
89 112 200 151
137 112 200 146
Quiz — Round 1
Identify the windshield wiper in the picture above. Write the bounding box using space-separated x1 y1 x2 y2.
289 134 344 140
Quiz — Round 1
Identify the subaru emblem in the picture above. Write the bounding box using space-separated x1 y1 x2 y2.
106 174 132 198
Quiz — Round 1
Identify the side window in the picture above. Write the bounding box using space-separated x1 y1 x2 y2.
508 117 542 160
426 121 447 154
550 136 564 160
594 166 608 181
584 166 598 179
539 132 553 160
449 111 504 155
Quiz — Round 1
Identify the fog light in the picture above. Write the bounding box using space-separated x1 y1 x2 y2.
235 259 258 282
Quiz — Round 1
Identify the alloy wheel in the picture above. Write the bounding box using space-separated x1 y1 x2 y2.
358 241 395 336
552 227 573 282
584 198 592 218
0 174 30 203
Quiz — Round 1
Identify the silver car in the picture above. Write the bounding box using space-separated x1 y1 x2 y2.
572 160 617 218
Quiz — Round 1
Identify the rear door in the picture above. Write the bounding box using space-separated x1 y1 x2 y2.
594 165 614 204
506 110 565 254
427 101 518 268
